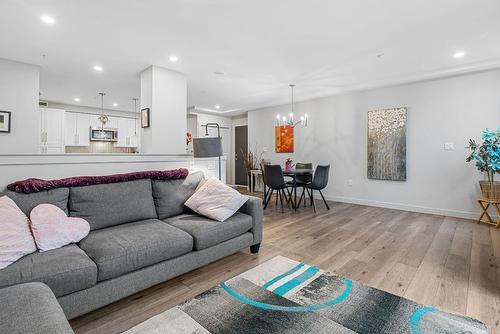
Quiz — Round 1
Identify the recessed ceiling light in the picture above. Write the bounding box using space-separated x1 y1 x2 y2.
169 56 178 62
453 51 465 59
112 103 118 107
215 105 220 109
73 97 80 102
40 15 55 25
93 65 103 72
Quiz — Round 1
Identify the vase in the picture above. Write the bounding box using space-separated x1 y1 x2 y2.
479 181 500 201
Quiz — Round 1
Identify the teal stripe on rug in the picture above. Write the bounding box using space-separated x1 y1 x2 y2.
410 306 437 334
262 263 305 289
273 266 320 296
220 279 352 312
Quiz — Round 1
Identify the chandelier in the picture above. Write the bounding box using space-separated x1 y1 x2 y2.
276 84 308 128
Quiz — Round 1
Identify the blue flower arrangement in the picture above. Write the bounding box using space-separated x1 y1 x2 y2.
466 127 500 183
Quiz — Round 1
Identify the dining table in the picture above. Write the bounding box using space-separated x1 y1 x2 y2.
276 168 314 211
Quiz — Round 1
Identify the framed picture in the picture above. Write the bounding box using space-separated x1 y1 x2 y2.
141 108 150 128
0 111 11 133
275 125 294 153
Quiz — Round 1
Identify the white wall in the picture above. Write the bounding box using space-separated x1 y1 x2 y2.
140 66 187 154
0 58 40 153
140 67 153 152
248 69 500 219
186 114 198 154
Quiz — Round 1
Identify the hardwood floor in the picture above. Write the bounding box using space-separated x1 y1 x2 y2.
70 192 500 334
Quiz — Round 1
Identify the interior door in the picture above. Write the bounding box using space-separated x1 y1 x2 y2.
235 125 248 185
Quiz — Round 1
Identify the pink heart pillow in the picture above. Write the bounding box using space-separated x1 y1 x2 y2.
30 204 90 252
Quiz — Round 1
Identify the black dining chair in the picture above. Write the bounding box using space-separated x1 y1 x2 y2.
306 165 330 212
263 165 291 212
260 161 271 204
290 163 313 208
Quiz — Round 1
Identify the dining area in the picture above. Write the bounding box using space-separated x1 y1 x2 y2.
254 162 331 213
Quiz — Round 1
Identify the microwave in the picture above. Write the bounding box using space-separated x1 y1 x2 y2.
90 127 118 142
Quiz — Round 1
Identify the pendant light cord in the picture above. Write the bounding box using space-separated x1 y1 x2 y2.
132 98 139 135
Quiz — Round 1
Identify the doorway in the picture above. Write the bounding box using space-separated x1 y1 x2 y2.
235 125 248 185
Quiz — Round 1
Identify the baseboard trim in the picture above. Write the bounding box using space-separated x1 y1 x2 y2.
323 194 489 220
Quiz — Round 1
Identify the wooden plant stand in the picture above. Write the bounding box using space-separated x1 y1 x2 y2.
478 198 500 228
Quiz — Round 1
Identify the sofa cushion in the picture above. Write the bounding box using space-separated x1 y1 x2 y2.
152 171 204 219
0 244 97 297
78 219 194 281
68 179 157 230
0 283 75 334
0 188 69 216
164 212 253 250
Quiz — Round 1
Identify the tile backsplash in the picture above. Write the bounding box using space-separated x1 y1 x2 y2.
66 142 136 154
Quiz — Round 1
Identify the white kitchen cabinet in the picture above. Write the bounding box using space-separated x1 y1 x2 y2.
115 118 138 147
65 112 90 146
107 116 118 129
77 114 91 145
40 108 65 153
40 145 66 154
65 112 77 145
89 114 102 129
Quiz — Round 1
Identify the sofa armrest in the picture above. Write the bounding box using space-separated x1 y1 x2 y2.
238 195 263 245
0 282 74 334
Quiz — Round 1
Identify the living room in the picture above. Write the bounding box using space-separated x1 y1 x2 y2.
1 1 500 333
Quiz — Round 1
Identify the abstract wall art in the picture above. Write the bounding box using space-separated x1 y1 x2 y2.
367 107 407 181
275 125 294 153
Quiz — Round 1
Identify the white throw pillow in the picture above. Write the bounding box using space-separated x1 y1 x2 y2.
0 196 37 269
185 178 248 222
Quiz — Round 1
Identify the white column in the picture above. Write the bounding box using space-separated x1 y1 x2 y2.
140 65 187 154
0 59 40 153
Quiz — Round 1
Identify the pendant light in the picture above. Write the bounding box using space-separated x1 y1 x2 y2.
132 98 139 136
98 92 109 131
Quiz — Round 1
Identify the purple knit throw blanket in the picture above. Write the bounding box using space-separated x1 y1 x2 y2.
7 168 189 194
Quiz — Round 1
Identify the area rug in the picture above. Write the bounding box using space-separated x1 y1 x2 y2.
124 256 487 334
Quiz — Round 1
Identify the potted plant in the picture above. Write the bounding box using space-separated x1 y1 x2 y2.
466 127 500 201
241 147 263 174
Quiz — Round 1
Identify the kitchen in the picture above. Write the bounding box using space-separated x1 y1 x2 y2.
39 99 140 154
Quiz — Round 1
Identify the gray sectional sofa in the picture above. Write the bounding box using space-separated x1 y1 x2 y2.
0 171 263 322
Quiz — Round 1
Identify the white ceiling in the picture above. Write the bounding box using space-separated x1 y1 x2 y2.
1 0 500 115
